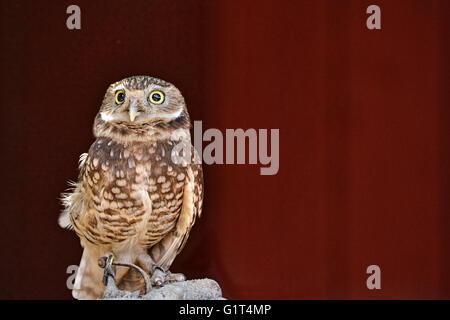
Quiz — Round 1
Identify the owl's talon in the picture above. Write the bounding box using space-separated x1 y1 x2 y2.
164 271 186 284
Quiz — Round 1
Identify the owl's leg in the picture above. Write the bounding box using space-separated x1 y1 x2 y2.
136 252 185 286
73 245 112 299
136 253 165 286
99 254 116 287
99 253 137 292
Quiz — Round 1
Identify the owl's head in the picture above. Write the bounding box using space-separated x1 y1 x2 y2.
93 76 190 141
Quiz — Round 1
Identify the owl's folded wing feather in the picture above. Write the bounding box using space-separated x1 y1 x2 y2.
149 161 203 270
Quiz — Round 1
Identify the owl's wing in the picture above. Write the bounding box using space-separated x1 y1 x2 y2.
59 153 89 229
149 158 203 270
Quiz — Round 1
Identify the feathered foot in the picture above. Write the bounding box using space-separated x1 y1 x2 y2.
151 264 186 287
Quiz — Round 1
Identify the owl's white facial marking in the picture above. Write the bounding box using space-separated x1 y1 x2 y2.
100 112 117 122
113 84 125 92
148 105 183 120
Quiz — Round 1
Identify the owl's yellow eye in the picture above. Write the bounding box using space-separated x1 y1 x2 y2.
149 90 165 104
115 90 126 104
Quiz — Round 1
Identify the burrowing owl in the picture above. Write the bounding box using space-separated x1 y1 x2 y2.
59 76 203 299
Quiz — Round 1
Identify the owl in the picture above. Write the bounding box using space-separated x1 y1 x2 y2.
59 76 203 299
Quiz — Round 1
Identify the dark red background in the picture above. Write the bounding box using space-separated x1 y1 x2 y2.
1 0 449 299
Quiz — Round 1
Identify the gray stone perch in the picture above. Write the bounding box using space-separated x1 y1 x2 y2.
102 278 225 300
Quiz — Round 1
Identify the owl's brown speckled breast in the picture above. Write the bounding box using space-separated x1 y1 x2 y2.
76 137 187 247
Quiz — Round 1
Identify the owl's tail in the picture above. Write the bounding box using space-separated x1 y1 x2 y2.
72 246 108 300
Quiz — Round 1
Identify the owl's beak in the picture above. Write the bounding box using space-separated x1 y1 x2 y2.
128 100 139 122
